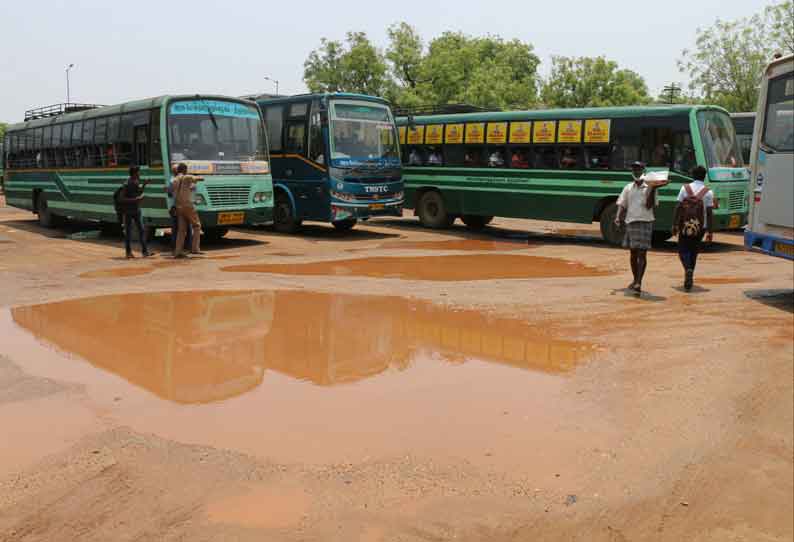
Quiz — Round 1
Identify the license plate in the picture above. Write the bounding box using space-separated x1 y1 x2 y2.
728 214 742 228
369 203 385 210
775 242 794 258
217 212 244 225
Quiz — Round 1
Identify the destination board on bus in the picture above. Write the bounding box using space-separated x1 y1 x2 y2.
407 126 424 145
465 123 485 144
486 122 508 144
425 125 444 145
533 121 556 143
399 126 406 145
445 124 464 144
509 122 531 144
584 119 611 143
558 120 582 143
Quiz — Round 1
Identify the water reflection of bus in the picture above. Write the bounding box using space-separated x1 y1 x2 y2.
11 290 590 404
2 95 273 238
745 54 794 260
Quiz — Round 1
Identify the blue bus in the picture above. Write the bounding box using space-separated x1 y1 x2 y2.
255 93 403 232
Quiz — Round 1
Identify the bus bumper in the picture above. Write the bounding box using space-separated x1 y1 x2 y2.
331 200 403 221
745 230 794 260
197 207 274 228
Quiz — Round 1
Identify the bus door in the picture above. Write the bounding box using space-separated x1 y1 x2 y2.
282 101 327 220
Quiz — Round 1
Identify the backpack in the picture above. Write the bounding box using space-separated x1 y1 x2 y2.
113 185 125 214
678 184 710 238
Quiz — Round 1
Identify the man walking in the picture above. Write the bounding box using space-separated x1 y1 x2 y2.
118 166 151 259
673 165 714 291
615 161 664 295
172 163 204 258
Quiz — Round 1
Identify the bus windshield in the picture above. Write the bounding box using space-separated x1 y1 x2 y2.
167 99 267 163
330 101 399 166
698 110 743 168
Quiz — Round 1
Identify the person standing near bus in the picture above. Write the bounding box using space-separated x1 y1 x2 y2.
172 163 203 258
118 166 151 259
165 164 192 252
672 165 714 291
615 161 662 294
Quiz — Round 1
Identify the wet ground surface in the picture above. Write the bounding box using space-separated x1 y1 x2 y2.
0 198 791 542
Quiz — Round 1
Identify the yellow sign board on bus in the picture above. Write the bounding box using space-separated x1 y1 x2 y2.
533 121 556 143
486 122 508 144
398 126 406 145
425 124 444 145
407 126 425 145
465 123 485 144
558 120 582 143
509 122 531 144
584 119 611 143
445 124 464 144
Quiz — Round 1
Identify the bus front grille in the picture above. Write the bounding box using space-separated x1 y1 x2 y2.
728 190 746 211
206 186 250 207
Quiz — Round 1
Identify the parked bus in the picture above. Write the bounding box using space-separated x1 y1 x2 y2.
396 105 749 244
2 95 274 238
731 112 755 164
256 93 403 232
745 54 794 260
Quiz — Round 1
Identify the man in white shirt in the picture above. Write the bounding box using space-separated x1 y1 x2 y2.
672 165 714 291
615 161 664 294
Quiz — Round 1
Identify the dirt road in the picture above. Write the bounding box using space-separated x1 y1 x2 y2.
0 198 791 542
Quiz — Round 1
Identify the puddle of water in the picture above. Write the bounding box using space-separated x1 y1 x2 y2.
205 486 309 529
697 277 761 285
79 267 154 279
4 290 606 471
378 239 530 252
221 255 609 281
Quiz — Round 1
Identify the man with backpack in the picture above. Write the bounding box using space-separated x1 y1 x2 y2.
673 165 714 291
116 166 152 259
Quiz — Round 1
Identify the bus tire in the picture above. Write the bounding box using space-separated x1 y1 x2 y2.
652 231 673 245
332 218 357 232
274 191 301 233
203 227 229 241
417 191 453 229
462 215 493 230
36 193 57 228
599 202 624 245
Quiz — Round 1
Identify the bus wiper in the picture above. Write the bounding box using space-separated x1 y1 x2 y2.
196 95 218 130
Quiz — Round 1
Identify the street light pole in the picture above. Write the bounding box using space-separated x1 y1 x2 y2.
264 76 279 96
66 64 75 104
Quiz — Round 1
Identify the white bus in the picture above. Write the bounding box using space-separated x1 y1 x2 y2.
745 54 794 260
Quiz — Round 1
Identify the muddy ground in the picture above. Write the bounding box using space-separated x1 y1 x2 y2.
0 196 791 542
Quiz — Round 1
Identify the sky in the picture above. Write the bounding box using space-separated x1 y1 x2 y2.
0 0 776 124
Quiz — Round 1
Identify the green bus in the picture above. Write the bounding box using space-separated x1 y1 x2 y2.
396 105 749 244
2 95 273 238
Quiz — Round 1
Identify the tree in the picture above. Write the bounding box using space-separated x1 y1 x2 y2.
677 3 791 112
303 32 389 96
541 56 651 108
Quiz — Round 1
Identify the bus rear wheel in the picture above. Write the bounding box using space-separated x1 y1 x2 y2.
462 215 493 230
36 193 57 228
332 218 357 232
273 192 301 233
417 191 454 229
599 202 624 245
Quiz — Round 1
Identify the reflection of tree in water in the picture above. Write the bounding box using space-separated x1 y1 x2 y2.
11 290 591 405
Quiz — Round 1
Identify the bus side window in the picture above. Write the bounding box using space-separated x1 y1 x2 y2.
81 120 96 167
308 103 324 164
150 108 162 167
558 146 583 169
672 132 695 175
94 118 107 167
285 121 307 156
42 125 53 168
444 145 465 166
463 147 484 167
642 127 673 167
509 147 531 169
585 146 610 169
264 106 284 152
117 114 135 166
533 146 557 169
134 124 149 166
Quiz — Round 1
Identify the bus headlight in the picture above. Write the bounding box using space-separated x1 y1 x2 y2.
253 192 271 203
331 190 356 202
193 194 207 206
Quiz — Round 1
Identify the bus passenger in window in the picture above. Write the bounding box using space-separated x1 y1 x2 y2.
511 149 529 168
560 147 578 168
427 147 443 166
464 150 477 166
488 149 505 167
408 148 423 165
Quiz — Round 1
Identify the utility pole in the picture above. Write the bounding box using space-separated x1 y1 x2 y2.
264 76 280 96
662 83 681 104
66 64 75 104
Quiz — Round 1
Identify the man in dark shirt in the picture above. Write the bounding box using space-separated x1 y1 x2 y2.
119 166 151 258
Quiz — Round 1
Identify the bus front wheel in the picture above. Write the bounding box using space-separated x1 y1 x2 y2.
274 192 302 233
332 218 357 232
417 191 454 229
599 202 624 245
462 215 493 230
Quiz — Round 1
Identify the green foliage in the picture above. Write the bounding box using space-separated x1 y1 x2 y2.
541 56 651 108
0 122 6 142
678 2 791 112
303 32 389 96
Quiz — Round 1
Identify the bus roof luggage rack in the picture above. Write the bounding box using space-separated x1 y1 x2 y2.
393 103 498 117
24 103 104 121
